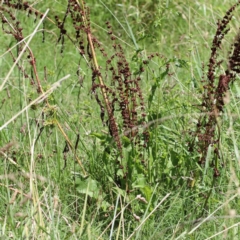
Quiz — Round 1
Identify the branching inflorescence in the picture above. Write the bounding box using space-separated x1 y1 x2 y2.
0 0 149 178
190 1 240 177
0 0 89 175
54 0 149 155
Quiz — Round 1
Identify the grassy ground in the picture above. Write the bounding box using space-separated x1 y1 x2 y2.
0 0 240 239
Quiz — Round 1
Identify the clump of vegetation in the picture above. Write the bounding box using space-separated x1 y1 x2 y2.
191 1 240 167
1 0 240 239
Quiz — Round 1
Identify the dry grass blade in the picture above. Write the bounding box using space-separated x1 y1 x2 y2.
0 9 49 91
126 193 171 240
188 191 240 234
205 221 240 240
0 74 70 131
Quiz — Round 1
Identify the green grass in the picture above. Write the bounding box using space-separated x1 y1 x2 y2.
0 0 240 239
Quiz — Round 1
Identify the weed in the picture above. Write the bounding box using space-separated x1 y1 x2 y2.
1 0 240 239
190 0 240 214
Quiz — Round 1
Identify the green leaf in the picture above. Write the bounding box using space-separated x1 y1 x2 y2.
132 174 147 189
121 136 131 147
89 132 107 140
112 187 126 197
76 177 99 199
170 149 180 166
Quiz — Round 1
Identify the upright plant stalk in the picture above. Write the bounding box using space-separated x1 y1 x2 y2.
190 1 240 212
0 1 87 176
191 1 240 168
78 0 122 151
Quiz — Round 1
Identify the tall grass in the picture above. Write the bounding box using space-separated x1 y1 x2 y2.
0 0 240 239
